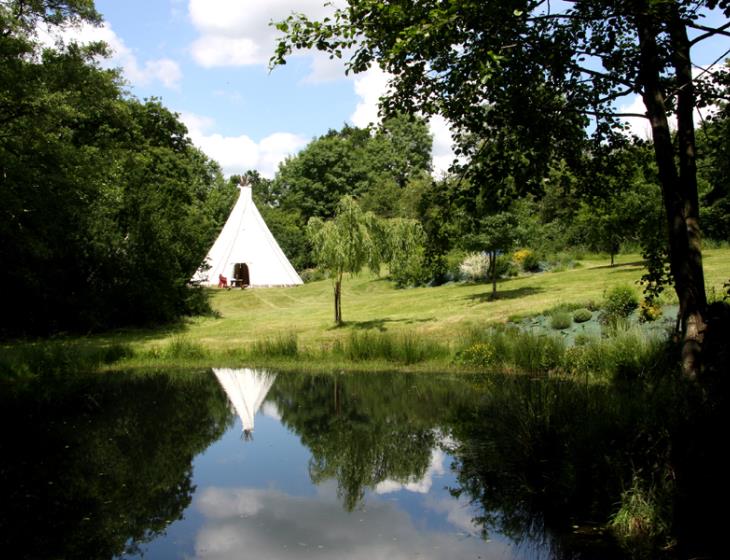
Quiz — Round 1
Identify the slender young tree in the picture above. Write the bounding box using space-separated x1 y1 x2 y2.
307 196 376 325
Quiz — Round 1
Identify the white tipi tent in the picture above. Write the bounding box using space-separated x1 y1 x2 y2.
213 368 277 438
194 184 303 287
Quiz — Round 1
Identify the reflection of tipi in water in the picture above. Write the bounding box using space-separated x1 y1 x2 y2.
212 368 276 441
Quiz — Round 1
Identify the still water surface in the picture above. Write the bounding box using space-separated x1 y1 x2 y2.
1 368 625 559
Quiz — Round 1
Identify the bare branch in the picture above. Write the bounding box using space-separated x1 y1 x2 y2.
584 110 648 119
688 20 730 45
574 65 635 89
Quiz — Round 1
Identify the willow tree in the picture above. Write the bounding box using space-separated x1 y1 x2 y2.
307 196 376 325
273 0 730 379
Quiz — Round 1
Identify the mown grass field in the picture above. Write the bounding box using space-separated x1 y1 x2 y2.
98 249 730 356
3 249 728 374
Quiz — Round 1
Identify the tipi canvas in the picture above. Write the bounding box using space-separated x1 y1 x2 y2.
194 185 303 287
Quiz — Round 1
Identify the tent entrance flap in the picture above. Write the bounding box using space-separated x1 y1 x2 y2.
234 263 250 287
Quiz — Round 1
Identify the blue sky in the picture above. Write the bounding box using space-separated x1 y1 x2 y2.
47 1 729 178
59 0 427 178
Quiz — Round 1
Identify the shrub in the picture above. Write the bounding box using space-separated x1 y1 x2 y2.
550 312 572 330
455 342 496 368
513 248 541 272
459 252 489 281
602 284 639 325
573 308 593 323
638 299 662 323
496 255 518 277
300 268 325 283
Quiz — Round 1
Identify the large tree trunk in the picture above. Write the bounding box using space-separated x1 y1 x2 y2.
636 7 707 379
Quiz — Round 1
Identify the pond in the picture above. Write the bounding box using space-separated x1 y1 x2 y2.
0 367 721 559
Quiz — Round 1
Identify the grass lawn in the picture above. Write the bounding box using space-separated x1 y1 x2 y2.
3 249 727 373
83 248 730 361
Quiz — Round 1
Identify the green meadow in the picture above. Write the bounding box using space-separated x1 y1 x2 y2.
5 248 726 374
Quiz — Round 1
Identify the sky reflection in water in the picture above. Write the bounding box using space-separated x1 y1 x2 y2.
127 368 549 560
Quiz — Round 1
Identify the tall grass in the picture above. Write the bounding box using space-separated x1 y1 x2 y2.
251 333 299 358
610 475 672 556
333 330 449 364
457 325 565 373
0 339 134 381
456 322 674 381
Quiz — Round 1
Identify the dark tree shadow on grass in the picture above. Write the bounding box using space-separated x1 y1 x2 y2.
466 286 544 303
591 261 645 271
333 317 436 332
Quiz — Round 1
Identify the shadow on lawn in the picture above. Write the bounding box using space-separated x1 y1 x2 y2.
466 286 544 303
591 260 645 271
344 317 436 332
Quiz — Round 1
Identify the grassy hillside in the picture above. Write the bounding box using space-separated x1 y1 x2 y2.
125 249 730 354
3 249 727 374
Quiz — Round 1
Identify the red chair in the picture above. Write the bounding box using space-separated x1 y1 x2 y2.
218 274 228 288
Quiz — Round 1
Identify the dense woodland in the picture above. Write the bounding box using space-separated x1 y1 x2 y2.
2 1 729 362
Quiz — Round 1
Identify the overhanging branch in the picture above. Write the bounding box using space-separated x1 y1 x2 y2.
688 20 730 45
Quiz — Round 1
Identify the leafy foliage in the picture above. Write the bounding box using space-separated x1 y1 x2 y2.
0 6 230 335
307 196 378 324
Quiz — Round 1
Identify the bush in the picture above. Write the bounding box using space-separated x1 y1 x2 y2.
513 248 541 272
459 252 489 281
300 268 325 283
455 342 496 368
496 255 518 278
550 312 572 330
573 308 593 323
638 299 662 323
602 284 639 325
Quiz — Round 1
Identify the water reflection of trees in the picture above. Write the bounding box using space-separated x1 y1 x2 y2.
271 371 726 558
0 370 230 559
270 372 467 511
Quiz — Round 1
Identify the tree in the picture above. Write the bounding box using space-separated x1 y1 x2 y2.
384 218 427 287
462 212 519 298
0 7 229 335
307 196 377 324
273 0 730 378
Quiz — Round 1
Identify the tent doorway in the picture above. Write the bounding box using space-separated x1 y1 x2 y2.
233 263 250 288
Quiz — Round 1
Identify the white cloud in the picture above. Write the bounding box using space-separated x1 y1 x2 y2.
193 485 518 560
617 95 652 139
429 115 458 178
188 0 342 69
349 66 392 128
38 21 182 89
181 112 309 178
301 51 351 84
260 401 281 421
375 449 447 495
190 35 262 67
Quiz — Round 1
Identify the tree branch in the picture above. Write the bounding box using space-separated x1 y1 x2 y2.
688 20 730 45
584 110 648 119
574 65 636 89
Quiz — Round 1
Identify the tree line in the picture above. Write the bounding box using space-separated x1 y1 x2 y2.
0 1 238 337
